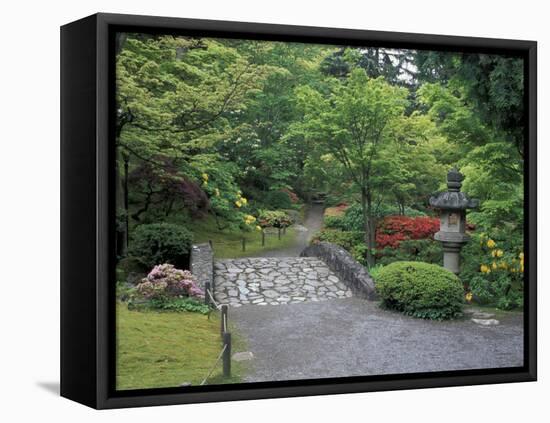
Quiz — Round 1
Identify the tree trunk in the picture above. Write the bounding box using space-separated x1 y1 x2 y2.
212 210 228 231
361 188 376 267
366 215 376 267
131 185 154 222
165 197 175 217
115 151 129 257
399 201 405 215
123 153 129 251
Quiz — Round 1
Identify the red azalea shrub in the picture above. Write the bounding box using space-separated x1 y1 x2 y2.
376 216 440 249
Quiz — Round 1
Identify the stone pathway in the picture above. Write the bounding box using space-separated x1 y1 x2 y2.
213 257 353 307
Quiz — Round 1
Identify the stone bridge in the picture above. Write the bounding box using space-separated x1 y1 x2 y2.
213 257 352 307
191 241 376 308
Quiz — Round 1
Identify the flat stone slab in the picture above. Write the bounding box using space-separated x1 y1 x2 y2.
232 351 255 362
214 257 352 306
472 318 500 326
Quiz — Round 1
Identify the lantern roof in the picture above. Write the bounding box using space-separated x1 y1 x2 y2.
429 168 479 211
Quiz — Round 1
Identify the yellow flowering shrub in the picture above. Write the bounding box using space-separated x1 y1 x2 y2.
243 214 256 225
464 232 524 309
491 249 503 257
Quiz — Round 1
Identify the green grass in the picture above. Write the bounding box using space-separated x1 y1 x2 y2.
192 215 299 259
116 302 244 390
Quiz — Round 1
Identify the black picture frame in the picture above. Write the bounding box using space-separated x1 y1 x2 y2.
61 12 537 409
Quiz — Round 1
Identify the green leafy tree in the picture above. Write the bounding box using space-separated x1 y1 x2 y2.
293 70 409 265
115 34 272 248
418 82 523 233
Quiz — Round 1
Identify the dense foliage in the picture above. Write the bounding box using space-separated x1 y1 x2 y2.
263 190 293 209
376 261 464 320
114 33 525 309
376 239 443 267
460 233 524 309
130 223 193 267
312 229 362 251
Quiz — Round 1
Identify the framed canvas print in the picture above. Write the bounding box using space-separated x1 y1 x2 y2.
60 13 537 409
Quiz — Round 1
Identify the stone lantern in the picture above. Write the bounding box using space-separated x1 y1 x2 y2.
429 168 479 274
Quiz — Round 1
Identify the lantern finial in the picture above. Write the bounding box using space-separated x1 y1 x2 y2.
446 168 463 192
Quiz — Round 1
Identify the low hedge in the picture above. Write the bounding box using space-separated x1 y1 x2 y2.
376 261 464 320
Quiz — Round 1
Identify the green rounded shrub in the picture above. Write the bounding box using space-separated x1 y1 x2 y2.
129 223 193 268
264 190 292 209
376 261 464 320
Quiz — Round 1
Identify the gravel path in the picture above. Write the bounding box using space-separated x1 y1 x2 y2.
230 298 524 382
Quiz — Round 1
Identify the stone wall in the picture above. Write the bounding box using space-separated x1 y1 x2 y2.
300 242 377 300
190 243 214 289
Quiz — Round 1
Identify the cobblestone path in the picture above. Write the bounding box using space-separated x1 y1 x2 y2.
213 257 353 307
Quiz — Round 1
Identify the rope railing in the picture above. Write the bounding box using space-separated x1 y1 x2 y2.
206 288 221 310
199 344 227 386
196 226 290 385
197 283 232 385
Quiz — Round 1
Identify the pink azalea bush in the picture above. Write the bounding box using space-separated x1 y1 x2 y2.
136 263 204 301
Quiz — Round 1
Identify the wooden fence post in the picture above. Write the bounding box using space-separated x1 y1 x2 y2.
278 227 281 240
223 332 232 377
204 282 211 306
241 237 246 251
220 304 228 337
261 230 265 247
